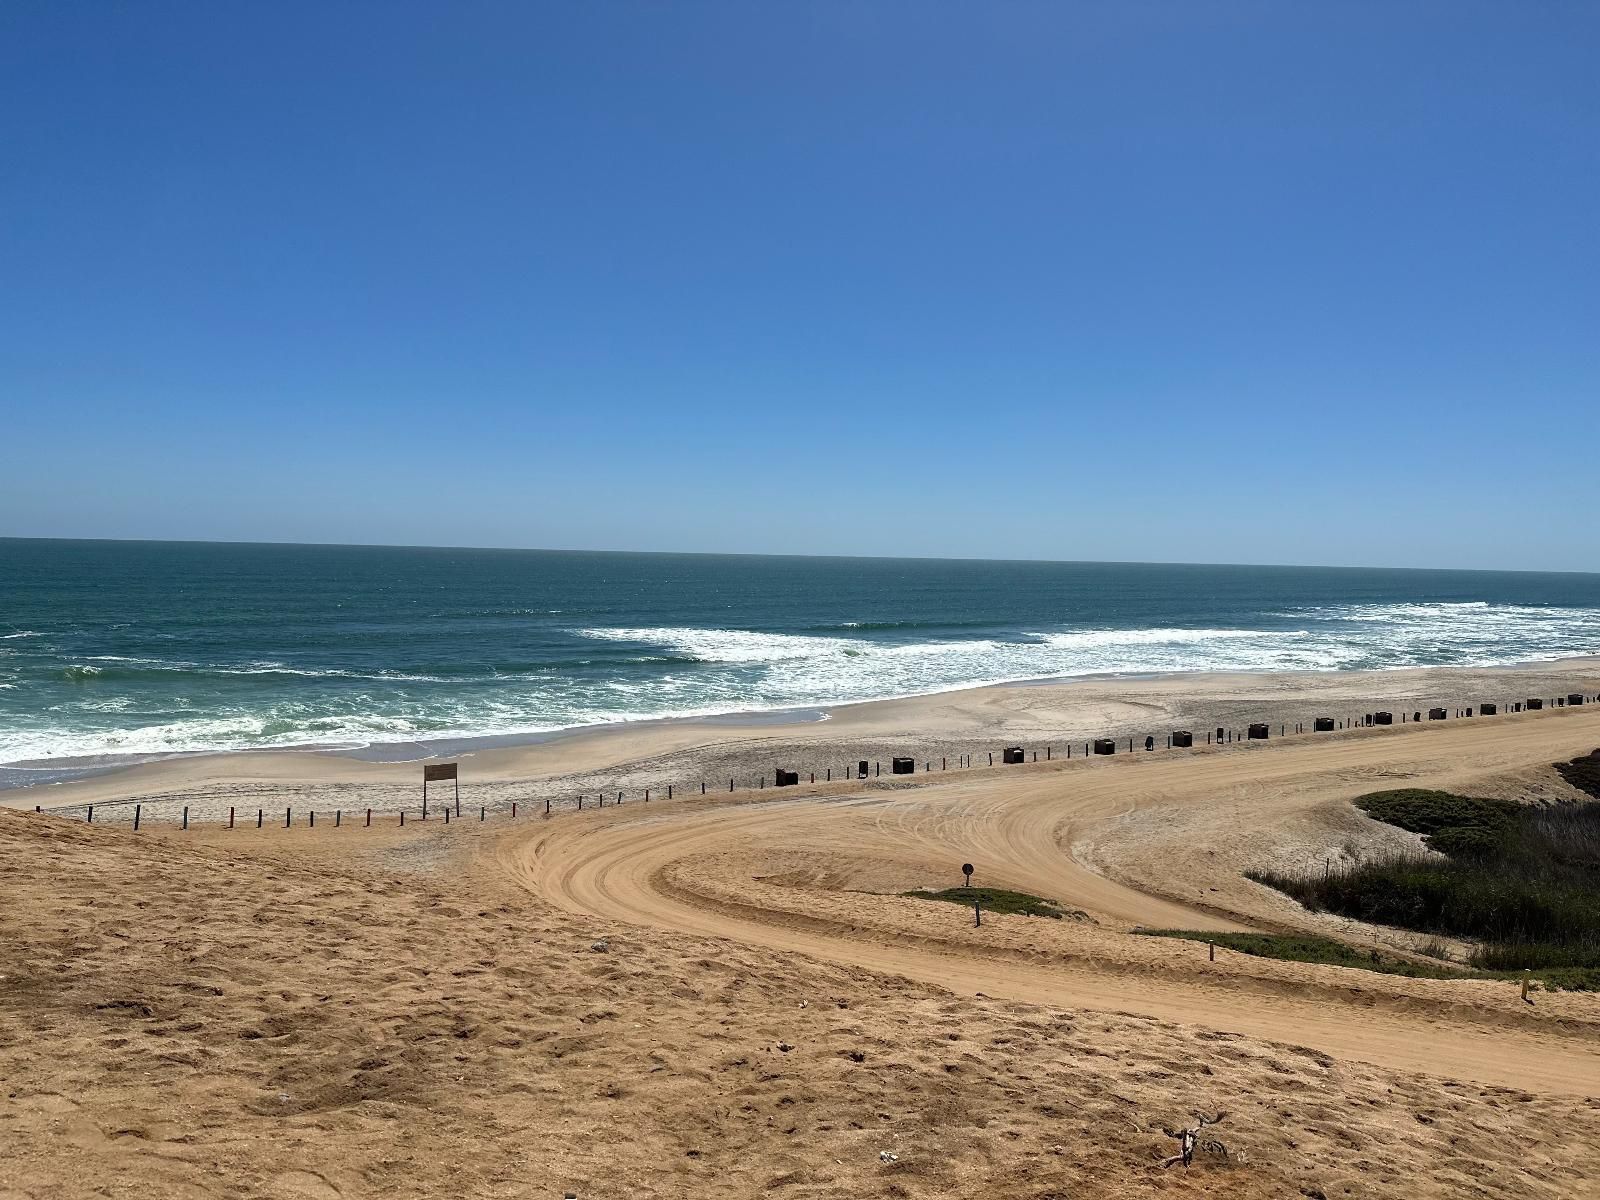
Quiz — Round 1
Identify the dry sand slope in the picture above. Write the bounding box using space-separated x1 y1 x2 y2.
5 712 1600 1198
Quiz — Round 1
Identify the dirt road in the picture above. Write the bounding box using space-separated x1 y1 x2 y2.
495 710 1600 1095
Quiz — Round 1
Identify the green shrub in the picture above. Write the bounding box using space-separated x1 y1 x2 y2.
1554 748 1600 800
1250 767 1600 986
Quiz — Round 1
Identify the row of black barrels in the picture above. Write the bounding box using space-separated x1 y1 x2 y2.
764 693 1593 784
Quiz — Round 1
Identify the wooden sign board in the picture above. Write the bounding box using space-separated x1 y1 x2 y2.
423 762 459 782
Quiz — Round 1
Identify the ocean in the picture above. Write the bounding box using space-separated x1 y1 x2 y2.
3 539 1599 773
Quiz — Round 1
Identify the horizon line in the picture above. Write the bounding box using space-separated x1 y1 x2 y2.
1 534 1595 579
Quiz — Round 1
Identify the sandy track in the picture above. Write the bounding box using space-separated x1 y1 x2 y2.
495 712 1600 1096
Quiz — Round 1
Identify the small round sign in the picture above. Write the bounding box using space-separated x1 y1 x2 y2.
962 863 974 881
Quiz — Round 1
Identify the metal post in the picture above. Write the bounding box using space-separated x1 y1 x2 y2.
182 806 188 830
134 804 141 831
229 806 235 829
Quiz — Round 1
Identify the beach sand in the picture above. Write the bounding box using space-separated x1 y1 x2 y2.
4 666 1600 1197
11 657 1600 825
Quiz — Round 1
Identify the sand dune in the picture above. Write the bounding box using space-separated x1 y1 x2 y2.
5 695 1600 1197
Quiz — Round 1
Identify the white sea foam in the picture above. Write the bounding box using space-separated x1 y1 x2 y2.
8 603 1600 768
575 626 860 663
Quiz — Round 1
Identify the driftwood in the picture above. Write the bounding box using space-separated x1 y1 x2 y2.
1160 1111 1229 1168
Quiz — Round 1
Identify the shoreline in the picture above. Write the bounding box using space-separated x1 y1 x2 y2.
6 652 1598 785
10 655 1600 815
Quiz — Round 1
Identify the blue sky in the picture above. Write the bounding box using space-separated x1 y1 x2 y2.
2 3 1596 571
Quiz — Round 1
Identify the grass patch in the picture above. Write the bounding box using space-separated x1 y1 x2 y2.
1247 766 1600 988
1136 929 1468 979
902 886 1066 918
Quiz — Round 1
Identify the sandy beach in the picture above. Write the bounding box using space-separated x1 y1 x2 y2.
12 657 1600 825
5 662 1600 1197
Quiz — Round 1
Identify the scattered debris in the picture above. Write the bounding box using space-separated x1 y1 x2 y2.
878 1150 898 1164
1160 1111 1229 1168
777 1041 794 1053
589 940 608 953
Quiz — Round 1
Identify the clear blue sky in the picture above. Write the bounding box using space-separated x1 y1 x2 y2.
2 3 1595 571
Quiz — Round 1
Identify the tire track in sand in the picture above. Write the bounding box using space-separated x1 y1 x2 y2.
493 713 1600 1095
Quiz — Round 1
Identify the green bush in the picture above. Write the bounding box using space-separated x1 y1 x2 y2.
1554 748 1600 800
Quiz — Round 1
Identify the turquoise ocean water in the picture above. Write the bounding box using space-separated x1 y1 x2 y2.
3 539 1599 773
